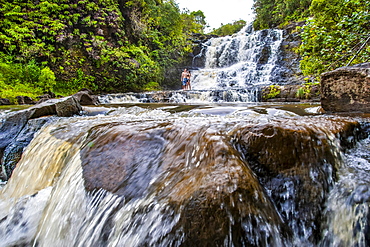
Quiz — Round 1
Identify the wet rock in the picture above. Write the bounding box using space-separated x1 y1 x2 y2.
1 117 54 178
0 111 31 151
350 185 370 204
79 120 319 245
73 88 100 106
232 118 362 244
0 96 82 180
257 45 271 64
0 111 31 180
159 125 291 246
321 62 370 112
77 117 364 246
0 98 10 105
270 22 305 85
35 91 57 103
16 96 37 105
29 96 82 118
80 123 166 200
36 94 51 103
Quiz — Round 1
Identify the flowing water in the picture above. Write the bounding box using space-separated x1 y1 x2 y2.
0 103 369 246
1 23 370 246
191 25 283 90
98 24 284 105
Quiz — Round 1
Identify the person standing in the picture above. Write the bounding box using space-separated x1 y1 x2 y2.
181 68 189 90
186 70 191 90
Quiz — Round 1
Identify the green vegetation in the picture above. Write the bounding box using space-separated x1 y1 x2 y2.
253 0 370 80
296 82 319 99
253 0 311 30
0 0 207 102
210 20 246 36
3 0 367 102
263 84 281 99
298 0 370 78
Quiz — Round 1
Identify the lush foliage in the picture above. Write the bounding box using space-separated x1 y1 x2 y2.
0 0 207 101
253 0 370 79
295 82 319 99
181 10 207 34
298 0 370 77
253 0 311 30
263 85 281 99
210 20 246 36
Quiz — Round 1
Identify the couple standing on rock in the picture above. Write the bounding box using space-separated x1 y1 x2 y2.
181 68 191 90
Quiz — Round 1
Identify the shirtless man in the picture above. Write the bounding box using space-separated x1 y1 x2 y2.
181 68 189 90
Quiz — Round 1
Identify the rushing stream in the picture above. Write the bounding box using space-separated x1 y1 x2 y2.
0 23 370 246
0 102 370 246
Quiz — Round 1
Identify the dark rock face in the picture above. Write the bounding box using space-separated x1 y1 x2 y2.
232 119 361 244
1 117 54 178
321 63 370 112
0 97 82 180
271 21 305 85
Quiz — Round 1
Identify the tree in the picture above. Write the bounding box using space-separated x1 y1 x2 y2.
252 0 311 30
210 20 247 36
181 9 208 34
298 0 370 77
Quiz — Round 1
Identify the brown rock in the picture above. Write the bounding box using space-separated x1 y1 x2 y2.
0 98 11 105
78 117 363 245
79 120 290 245
73 89 99 105
231 118 362 243
16 96 36 105
29 96 82 118
321 62 370 112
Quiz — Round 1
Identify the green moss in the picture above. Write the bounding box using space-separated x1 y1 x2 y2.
296 82 319 99
263 85 281 100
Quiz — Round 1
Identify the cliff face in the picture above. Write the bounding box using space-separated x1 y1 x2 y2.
0 0 189 93
275 21 306 85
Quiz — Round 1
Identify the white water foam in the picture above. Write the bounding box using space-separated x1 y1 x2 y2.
191 24 283 90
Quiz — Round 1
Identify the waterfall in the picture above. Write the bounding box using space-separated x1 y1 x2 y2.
98 24 284 104
191 24 283 90
0 104 369 246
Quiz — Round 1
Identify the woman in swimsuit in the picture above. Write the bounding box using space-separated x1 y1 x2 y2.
181 68 189 90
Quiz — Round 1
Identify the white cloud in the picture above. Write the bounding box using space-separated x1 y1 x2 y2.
175 0 255 31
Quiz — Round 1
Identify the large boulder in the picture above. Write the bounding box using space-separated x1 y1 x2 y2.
30 96 82 118
321 63 370 112
231 118 362 244
76 117 363 246
79 120 291 246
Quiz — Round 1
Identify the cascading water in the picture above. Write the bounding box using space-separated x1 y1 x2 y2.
99 24 285 104
191 24 283 90
0 103 370 246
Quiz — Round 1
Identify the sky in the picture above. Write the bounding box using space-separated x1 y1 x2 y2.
175 0 255 32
